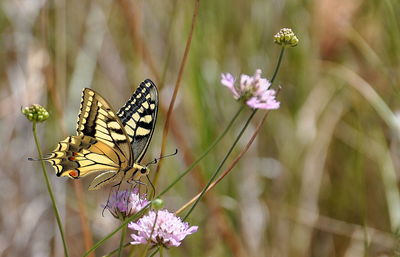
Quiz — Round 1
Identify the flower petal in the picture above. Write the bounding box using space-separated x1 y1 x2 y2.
221 73 240 99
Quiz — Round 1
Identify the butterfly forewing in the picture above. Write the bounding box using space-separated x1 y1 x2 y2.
76 88 133 162
117 79 158 162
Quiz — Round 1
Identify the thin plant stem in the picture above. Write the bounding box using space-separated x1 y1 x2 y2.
105 243 131 257
83 203 151 257
140 211 159 257
149 247 160 257
118 219 128 257
117 0 161 84
157 105 244 198
159 247 164 257
176 111 271 214
183 109 258 220
160 0 179 87
154 0 201 186
32 122 70 257
181 46 285 220
271 47 285 84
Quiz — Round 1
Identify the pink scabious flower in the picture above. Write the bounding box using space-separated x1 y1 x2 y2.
128 209 198 248
104 189 149 219
221 69 280 110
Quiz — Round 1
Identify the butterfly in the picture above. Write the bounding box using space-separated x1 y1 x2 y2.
42 79 158 190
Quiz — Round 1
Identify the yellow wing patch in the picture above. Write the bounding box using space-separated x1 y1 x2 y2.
117 79 158 162
43 135 127 180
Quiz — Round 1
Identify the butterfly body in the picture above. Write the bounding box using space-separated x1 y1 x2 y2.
43 79 158 190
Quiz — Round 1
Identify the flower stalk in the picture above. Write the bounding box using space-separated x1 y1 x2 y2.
83 203 151 257
271 47 285 84
181 28 296 219
117 221 127 257
183 109 257 220
176 110 271 215
32 121 70 257
157 105 244 198
154 0 201 186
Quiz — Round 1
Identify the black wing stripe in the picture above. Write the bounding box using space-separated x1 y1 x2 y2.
117 79 158 162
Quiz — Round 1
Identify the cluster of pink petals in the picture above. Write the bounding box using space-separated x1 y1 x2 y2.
105 189 149 219
129 209 198 248
221 69 280 110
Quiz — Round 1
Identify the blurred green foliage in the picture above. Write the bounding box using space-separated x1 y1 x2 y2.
1 0 400 256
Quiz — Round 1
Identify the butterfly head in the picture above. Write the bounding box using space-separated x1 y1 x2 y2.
140 166 150 175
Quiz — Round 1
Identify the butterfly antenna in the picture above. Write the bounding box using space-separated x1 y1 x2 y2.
146 148 178 166
28 155 51 161
146 175 156 199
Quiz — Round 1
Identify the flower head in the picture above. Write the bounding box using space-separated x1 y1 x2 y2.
221 69 280 110
104 189 149 219
22 104 49 122
129 209 198 248
274 28 299 47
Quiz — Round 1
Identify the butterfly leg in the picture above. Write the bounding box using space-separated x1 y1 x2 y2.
145 175 156 200
102 182 123 217
127 178 150 203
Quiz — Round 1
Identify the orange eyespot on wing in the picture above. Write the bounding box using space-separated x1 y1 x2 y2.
68 170 79 178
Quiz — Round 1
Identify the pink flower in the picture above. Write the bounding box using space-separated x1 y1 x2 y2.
104 189 149 219
129 209 198 248
221 69 280 110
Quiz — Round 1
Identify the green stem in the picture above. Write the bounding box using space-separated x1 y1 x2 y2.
181 47 286 221
140 211 159 257
117 220 128 257
158 105 244 198
270 47 285 84
83 203 150 257
183 109 258 220
32 122 70 257
104 242 131 257
149 247 160 257
159 247 164 257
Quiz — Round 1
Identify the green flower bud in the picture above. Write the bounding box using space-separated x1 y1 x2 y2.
152 198 164 210
274 28 299 47
22 104 49 122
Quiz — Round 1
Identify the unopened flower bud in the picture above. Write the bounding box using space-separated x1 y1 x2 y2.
274 28 299 47
152 198 164 210
22 104 49 122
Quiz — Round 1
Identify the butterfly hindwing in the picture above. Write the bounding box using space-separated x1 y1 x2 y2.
117 79 158 162
76 88 133 162
44 135 124 179
88 170 123 190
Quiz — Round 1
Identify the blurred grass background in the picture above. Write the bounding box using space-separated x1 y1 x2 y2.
1 0 400 256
